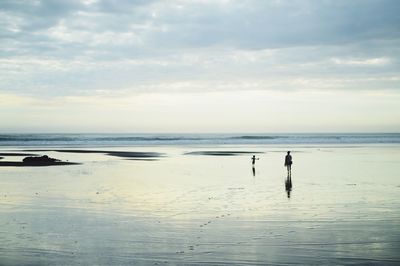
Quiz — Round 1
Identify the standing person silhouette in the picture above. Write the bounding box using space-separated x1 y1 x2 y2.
251 155 259 165
284 151 292 176
251 155 259 177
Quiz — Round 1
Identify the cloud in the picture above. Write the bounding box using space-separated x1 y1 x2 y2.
2 0 400 53
0 0 399 98
330 57 391 66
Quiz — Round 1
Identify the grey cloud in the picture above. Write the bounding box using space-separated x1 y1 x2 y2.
140 0 400 50
0 0 399 96
0 0 84 31
1 0 399 54
94 0 155 13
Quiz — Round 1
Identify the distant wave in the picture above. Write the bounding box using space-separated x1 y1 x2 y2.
230 135 282 140
0 135 202 142
0 136 79 142
94 137 202 141
0 133 399 146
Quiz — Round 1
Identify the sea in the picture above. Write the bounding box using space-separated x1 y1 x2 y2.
0 133 399 146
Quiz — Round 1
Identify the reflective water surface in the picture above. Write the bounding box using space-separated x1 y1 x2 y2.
1 145 399 265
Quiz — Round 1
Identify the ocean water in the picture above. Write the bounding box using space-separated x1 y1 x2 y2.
0 133 399 146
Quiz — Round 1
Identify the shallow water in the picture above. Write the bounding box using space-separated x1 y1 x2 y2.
0 145 400 265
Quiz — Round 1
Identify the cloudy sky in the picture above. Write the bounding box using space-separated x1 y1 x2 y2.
1 0 399 132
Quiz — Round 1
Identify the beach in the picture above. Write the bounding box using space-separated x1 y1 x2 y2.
0 143 400 265
2 0 400 264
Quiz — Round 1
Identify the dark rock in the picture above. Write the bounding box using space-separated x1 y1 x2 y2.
23 155 60 164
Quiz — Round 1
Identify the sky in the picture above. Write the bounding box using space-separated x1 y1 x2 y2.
0 0 399 133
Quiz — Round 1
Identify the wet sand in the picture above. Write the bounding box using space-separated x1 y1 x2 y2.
0 145 399 265
0 150 163 167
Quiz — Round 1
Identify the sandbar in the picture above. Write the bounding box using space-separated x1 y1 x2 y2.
185 151 264 156
0 161 80 167
0 152 38 156
24 149 164 159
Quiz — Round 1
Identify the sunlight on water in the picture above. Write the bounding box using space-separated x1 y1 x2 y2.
0 145 400 265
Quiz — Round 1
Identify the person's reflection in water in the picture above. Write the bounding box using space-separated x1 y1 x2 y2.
285 173 292 198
